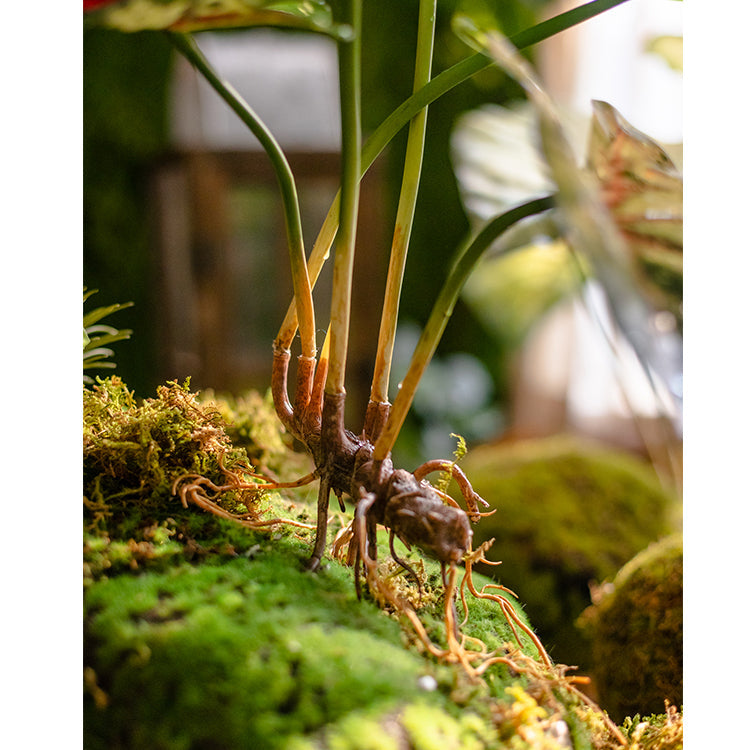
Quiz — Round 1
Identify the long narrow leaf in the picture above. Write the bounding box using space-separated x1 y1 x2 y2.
83 301 134 329
373 196 555 460
85 330 134 350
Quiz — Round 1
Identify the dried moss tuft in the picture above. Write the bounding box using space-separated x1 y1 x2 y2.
201 388 294 476
83 377 292 547
619 703 683 750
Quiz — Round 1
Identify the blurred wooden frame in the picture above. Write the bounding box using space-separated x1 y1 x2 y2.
149 148 387 422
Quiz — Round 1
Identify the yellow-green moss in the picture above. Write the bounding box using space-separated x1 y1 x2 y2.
83 380 675 749
84 532 529 750
201 388 294 476
619 704 683 750
453 435 680 669
581 535 682 723
83 377 293 542
284 702 499 750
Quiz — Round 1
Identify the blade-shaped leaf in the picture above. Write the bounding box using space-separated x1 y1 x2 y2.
83 301 134 329
83 289 133 381
83 349 118 368
85 328 134 351
83 0 350 38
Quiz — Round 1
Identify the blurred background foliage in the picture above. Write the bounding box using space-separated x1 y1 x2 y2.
84 28 173 395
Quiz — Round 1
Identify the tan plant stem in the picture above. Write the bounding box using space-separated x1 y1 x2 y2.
325 0 362 398
273 0 630 351
276 203 339 349
369 0 436 405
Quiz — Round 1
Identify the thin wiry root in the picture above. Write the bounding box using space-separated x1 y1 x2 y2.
331 518 356 564
460 539 552 668
353 521 516 682
218 452 321 491
353 526 615 740
171 460 316 532
339 513 552 682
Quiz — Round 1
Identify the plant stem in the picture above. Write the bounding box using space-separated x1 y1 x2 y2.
168 32 317 359
373 196 555 461
275 0 631 347
277 199 340 349
326 0 362 396
369 0 436 405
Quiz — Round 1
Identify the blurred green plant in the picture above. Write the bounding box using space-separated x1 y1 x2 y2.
83 287 133 384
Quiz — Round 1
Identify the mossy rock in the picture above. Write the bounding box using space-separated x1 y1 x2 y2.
85 524 630 750
83 378 679 748
580 534 683 723
452 436 680 670
83 530 524 750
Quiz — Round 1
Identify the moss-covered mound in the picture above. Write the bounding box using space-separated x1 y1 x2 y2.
85 530 524 750
452 436 680 670
85 536 443 749
580 534 683 723
83 378 681 748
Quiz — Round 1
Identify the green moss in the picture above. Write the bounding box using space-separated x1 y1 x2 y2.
83 514 594 749
401 703 493 750
619 704 683 750
201 388 297 477
84 538 454 750
83 380 670 749
283 702 499 750
83 377 293 544
454 435 680 669
324 713 401 750
582 535 682 723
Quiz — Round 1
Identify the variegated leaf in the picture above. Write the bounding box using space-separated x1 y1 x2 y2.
84 0 347 38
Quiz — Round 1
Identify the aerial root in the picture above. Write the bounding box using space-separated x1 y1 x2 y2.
342 514 551 681
459 539 552 668
352 532 535 682
171 456 316 532
412 459 489 522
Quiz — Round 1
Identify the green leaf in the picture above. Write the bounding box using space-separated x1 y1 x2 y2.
83 302 135 330
85 328 134 351
451 100 682 326
83 351 118 370
84 0 350 39
83 289 134 382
